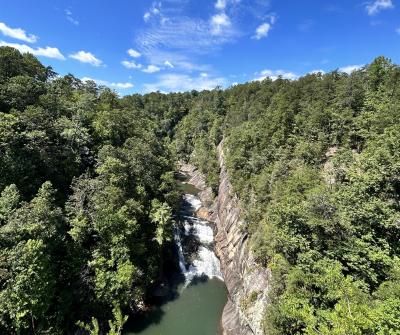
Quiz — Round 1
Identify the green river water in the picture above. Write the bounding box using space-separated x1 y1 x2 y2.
124 173 228 335
125 278 227 335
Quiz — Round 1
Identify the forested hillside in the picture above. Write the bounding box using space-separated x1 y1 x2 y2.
0 46 189 334
173 56 400 334
1 46 400 334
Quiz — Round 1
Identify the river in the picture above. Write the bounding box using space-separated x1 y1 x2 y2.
124 175 228 335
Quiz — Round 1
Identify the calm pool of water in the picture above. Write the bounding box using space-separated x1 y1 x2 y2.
125 278 227 335
175 171 201 195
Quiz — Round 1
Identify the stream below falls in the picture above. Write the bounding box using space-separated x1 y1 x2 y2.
124 178 228 335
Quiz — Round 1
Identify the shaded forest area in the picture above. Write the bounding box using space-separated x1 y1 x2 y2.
1 46 400 334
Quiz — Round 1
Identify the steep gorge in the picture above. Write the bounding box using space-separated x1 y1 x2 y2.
181 142 270 335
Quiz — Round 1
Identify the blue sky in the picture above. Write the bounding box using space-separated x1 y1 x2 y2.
1 0 399 94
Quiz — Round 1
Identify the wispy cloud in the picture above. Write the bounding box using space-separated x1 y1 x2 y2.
123 59 174 72
144 2 162 22
82 77 134 89
215 0 244 11
137 14 238 57
122 60 142 69
143 73 227 93
164 60 174 68
109 82 134 89
365 0 394 15
132 0 276 87
69 51 103 66
339 64 364 74
134 0 241 73
142 64 161 73
0 40 65 59
254 69 298 81
396 27 400 34
65 10 79 26
0 22 37 43
215 0 227 10
210 13 232 36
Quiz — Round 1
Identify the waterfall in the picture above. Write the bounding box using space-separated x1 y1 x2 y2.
174 226 188 275
174 193 223 283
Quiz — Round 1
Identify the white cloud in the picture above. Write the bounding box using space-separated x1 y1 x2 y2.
143 73 227 93
142 64 161 73
121 60 142 69
339 65 364 74
253 14 276 40
65 10 79 26
253 23 271 39
366 0 394 15
215 0 227 10
215 0 243 11
82 77 134 89
309 69 326 75
69 51 103 66
255 69 298 81
0 40 65 59
122 49 143 69
164 60 174 68
210 13 231 35
144 12 151 21
128 48 141 58
0 22 37 43
112 82 134 89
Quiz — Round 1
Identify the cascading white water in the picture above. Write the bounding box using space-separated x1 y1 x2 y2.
174 226 188 275
174 193 223 283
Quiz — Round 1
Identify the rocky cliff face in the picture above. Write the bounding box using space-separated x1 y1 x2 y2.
180 142 270 335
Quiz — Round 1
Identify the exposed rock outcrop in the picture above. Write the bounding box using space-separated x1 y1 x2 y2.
215 142 270 335
180 142 270 335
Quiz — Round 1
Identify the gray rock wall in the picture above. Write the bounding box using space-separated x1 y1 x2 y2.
180 141 270 335
215 142 270 335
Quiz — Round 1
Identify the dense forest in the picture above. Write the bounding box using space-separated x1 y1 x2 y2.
1 46 400 334
173 56 400 334
0 46 187 334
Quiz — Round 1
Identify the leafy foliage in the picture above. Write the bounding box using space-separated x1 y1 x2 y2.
1 46 400 334
0 47 178 334
172 56 400 334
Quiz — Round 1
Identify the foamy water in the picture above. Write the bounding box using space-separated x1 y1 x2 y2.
174 193 223 283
